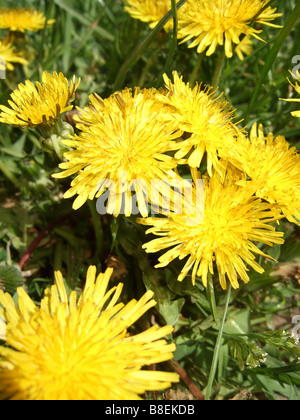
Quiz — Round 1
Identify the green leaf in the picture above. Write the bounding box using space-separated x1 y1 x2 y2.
54 0 114 41
263 242 282 262
279 234 300 262
217 344 230 381
116 218 186 319
157 296 185 326
165 268 207 300
0 265 24 295
251 330 300 359
254 360 300 376
0 248 7 263
227 335 268 370
0 135 26 158
174 340 199 361
223 309 250 335
137 248 185 325
242 267 280 293
117 217 145 257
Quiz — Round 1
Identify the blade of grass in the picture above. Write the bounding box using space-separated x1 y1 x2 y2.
113 0 188 91
54 0 114 41
62 12 73 73
39 0 55 67
247 1 300 114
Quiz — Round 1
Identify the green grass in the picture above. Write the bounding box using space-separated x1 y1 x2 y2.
0 0 300 401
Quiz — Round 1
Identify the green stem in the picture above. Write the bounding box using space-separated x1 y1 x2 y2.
113 0 188 91
206 274 218 327
88 200 104 260
138 53 157 87
211 47 226 88
162 0 178 76
39 0 55 64
189 52 204 87
205 284 232 400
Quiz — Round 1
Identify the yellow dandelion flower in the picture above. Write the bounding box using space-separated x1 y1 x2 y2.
125 0 173 30
0 71 80 128
157 71 242 175
0 266 179 400
0 8 55 32
139 164 284 290
226 123 300 226
235 35 253 61
280 71 300 118
0 38 28 72
53 88 182 215
177 0 282 58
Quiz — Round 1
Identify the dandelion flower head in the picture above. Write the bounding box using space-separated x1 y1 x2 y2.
125 0 174 30
234 35 253 61
0 38 28 72
53 87 182 215
0 266 179 400
177 0 282 57
0 71 80 128
139 164 284 290
157 71 242 175
227 123 300 226
0 8 55 32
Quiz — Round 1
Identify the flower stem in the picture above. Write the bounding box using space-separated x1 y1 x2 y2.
205 284 232 400
206 274 218 326
211 47 226 88
138 53 157 87
162 0 178 76
113 0 188 91
88 200 104 259
189 52 204 87
19 215 69 269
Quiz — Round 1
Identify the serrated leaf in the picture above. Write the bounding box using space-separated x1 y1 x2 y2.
227 335 268 370
0 265 24 295
251 330 300 359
